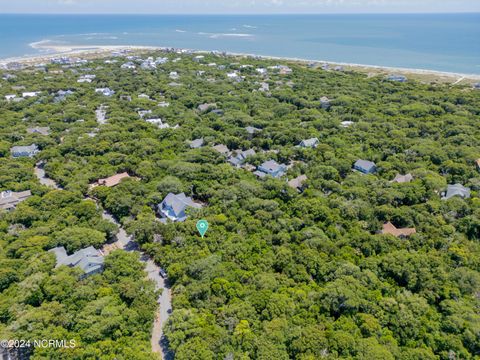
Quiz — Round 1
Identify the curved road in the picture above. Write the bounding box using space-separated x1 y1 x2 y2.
34 164 173 359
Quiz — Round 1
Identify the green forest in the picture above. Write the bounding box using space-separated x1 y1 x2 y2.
0 50 479 359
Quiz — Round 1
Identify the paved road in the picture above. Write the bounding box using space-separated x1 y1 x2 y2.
34 162 60 189
100 211 173 360
34 166 173 359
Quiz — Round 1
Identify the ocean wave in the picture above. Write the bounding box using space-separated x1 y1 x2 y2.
209 33 254 39
175 29 187 33
197 32 254 39
243 25 258 29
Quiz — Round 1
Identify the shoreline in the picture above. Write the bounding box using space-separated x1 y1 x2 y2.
2 44 480 84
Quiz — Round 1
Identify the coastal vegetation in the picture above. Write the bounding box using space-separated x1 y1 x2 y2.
0 50 479 359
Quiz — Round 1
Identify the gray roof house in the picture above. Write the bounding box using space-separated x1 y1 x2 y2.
212 144 231 156
228 149 256 167
320 96 331 110
189 138 204 149
387 75 407 82
353 159 377 174
198 103 216 112
0 190 32 211
254 160 287 178
442 184 471 200
245 126 262 135
158 193 202 222
298 138 319 148
49 246 104 278
27 127 50 136
11 144 39 158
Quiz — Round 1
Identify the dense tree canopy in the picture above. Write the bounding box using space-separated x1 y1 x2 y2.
0 50 479 359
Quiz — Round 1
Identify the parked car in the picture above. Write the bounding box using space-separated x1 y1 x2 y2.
159 268 167 278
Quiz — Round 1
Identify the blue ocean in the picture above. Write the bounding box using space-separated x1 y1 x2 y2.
0 14 479 74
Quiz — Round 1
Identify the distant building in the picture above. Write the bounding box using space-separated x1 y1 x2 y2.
228 149 256 167
298 138 319 148
27 127 50 136
288 175 307 191
169 71 179 79
93 172 131 188
49 246 104 278
353 160 377 174
22 91 40 98
391 173 413 183
0 190 32 211
4 94 16 101
95 88 115 96
193 55 205 63
189 138 204 149
11 144 39 158
211 109 224 116
472 83 480 90
245 126 262 135
381 222 416 238
320 96 331 110
387 75 407 82
254 160 287 178
441 184 471 200
340 121 354 128
198 103 216 112
157 193 202 222
212 144 231 156
121 62 136 69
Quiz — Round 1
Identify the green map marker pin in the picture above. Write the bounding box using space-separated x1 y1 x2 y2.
196 220 209 238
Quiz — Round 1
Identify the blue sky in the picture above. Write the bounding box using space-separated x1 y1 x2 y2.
1 0 480 14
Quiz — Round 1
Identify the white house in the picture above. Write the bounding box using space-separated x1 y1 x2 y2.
95 88 115 97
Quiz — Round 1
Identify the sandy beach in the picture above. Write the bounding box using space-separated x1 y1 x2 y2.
2 43 480 85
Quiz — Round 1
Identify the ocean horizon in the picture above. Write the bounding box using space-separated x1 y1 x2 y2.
0 13 479 74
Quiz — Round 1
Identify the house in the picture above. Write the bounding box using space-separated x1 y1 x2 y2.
22 91 40 98
320 96 331 110
198 103 216 112
441 184 471 200
288 175 307 191
228 149 256 167
157 193 202 222
211 109 224 116
212 144 231 156
189 138 204 149
298 138 319 148
259 82 270 92
169 71 179 79
0 190 32 211
256 68 267 75
11 144 39 158
391 173 413 183
27 127 50 136
121 62 136 69
138 94 151 100
138 109 152 118
49 246 104 278
54 89 74 102
158 101 170 108
94 172 131 187
381 222 416 238
95 88 115 96
387 74 407 82
473 83 480 90
340 121 354 128
193 55 205 63
353 160 377 174
255 160 287 178
5 94 16 101
245 126 261 135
